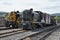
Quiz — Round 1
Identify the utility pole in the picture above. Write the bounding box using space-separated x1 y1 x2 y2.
14 9 15 12
54 16 58 24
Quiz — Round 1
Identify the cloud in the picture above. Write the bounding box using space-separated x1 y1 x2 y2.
0 0 12 5
42 0 60 14
2 2 12 5
43 5 60 14
48 0 60 2
0 0 60 14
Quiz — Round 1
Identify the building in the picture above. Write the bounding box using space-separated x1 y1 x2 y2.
0 12 8 27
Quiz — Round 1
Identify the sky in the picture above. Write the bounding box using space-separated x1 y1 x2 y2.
0 0 60 14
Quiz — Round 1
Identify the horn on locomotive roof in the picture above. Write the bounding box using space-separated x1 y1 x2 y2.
30 8 33 12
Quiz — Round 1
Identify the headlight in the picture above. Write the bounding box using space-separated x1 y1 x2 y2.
23 23 26 25
10 25 12 27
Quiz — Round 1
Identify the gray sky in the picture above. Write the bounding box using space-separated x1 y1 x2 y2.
0 0 60 14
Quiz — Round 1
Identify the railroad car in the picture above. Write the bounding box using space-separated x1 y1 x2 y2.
43 13 51 26
5 11 22 28
43 13 56 26
50 16 56 25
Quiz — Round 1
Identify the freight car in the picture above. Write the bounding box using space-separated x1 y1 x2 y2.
42 13 56 26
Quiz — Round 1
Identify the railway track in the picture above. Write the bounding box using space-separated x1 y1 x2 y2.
24 26 58 40
0 27 8 30
0 27 15 30
21 25 59 40
0 28 26 38
0 25 59 40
